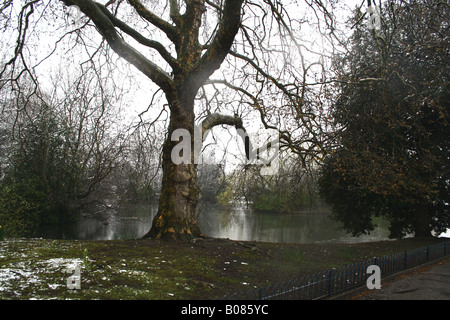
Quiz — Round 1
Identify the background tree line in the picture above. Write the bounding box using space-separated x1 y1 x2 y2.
0 65 163 237
216 154 324 214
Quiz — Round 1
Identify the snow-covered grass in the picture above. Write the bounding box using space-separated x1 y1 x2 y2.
0 238 218 299
1 236 448 300
0 239 87 299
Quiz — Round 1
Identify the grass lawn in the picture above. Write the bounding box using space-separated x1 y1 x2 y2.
0 236 448 299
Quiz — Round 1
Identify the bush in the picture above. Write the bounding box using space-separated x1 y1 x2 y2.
216 185 234 207
0 183 46 237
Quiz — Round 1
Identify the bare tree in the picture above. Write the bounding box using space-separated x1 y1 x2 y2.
1 0 337 240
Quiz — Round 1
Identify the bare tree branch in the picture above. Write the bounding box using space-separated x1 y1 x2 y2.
169 0 181 25
200 111 279 165
95 2 181 72
187 0 243 94
61 0 177 103
127 0 178 43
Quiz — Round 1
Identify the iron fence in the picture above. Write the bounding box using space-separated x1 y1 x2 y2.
223 240 449 300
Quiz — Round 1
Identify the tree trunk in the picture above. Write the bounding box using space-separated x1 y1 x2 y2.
143 104 202 241
413 202 432 238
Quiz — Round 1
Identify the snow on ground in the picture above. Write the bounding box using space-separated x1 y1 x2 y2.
0 252 83 297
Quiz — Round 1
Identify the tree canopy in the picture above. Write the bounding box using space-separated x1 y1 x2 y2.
319 0 449 238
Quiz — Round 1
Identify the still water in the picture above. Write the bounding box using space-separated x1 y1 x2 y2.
58 203 400 243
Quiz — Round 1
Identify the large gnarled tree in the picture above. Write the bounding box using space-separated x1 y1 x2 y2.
1 0 335 240
61 0 244 240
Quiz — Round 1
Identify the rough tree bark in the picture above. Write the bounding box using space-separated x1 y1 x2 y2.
146 107 201 240
60 0 244 240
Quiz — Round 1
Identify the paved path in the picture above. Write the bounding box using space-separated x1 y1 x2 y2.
353 257 450 300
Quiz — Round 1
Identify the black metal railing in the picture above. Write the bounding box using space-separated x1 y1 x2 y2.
223 240 449 300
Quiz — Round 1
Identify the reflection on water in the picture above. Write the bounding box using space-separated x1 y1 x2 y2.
57 203 401 243
198 205 392 243
65 204 157 240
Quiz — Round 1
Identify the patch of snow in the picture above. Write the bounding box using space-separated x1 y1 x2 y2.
0 267 40 292
0 257 83 296
48 283 61 290
45 258 83 269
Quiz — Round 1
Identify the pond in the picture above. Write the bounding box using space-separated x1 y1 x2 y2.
52 203 403 243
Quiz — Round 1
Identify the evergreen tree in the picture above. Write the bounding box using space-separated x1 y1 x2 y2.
319 0 449 238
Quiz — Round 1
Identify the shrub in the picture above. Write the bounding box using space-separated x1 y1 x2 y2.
0 183 46 237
